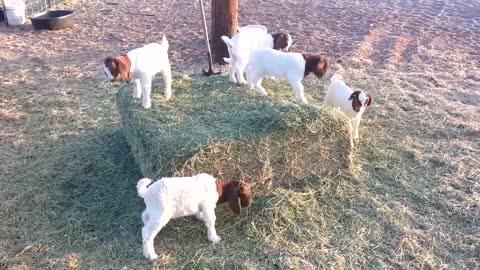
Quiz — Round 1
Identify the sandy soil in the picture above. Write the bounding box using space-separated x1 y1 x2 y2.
0 0 479 268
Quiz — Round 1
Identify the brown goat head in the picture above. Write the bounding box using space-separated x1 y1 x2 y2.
302 54 328 78
216 179 252 215
103 55 131 83
348 91 373 112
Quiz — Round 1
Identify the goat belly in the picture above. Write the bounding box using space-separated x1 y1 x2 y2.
170 197 203 219
171 208 197 219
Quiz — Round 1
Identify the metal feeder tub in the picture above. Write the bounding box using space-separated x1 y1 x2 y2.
30 10 74 30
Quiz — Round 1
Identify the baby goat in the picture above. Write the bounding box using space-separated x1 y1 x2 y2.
246 48 328 104
103 35 172 109
324 74 372 140
222 29 292 84
137 173 252 261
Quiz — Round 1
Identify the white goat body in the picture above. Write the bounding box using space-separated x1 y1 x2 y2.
137 173 252 261
324 74 372 140
222 30 292 84
246 48 328 104
103 36 172 109
137 173 219 260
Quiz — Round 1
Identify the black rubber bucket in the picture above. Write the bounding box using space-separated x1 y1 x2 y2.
30 10 74 30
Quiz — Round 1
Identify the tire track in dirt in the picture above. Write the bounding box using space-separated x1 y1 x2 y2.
347 0 463 73
355 26 388 62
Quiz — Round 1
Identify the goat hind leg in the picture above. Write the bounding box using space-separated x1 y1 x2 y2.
141 210 149 225
195 211 203 221
162 67 172 100
246 69 254 90
141 77 153 109
142 214 169 261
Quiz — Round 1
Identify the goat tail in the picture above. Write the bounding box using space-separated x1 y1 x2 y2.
221 36 233 48
137 178 152 198
330 73 344 83
161 35 169 50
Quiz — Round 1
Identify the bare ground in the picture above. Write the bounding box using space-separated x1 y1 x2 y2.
0 0 479 269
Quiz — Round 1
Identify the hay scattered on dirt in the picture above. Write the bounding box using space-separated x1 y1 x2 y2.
1 0 479 268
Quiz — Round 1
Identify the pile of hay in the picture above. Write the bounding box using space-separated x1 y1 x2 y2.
117 75 353 188
117 75 360 267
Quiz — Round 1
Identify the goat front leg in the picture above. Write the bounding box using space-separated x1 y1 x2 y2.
352 117 361 140
228 63 237 84
142 213 170 261
201 206 221 243
236 66 248 85
253 77 268 96
141 76 153 109
290 79 308 104
162 66 172 100
133 79 142 98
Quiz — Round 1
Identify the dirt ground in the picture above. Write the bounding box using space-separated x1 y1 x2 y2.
0 0 479 269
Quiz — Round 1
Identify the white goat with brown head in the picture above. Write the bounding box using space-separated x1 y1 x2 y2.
137 173 252 261
324 74 373 140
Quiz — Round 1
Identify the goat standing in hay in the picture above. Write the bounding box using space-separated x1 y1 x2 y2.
324 74 373 141
137 173 252 261
222 27 292 84
245 48 328 104
103 35 172 109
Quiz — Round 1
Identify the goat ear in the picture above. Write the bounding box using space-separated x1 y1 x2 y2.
366 93 373 107
225 182 242 215
114 56 130 82
105 57 118 77
228 194 241 215
272 33 288 50
317 57 328 74
348 93 355 100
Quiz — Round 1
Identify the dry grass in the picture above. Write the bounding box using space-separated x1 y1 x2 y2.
117 75 353 181
1 0 479 269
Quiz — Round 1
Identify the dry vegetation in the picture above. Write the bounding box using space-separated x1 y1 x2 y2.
117 76 353 180
0 0 479 269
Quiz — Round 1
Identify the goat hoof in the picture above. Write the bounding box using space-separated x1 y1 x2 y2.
209 235 222 243
148 253 158 261
143 247 156 260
